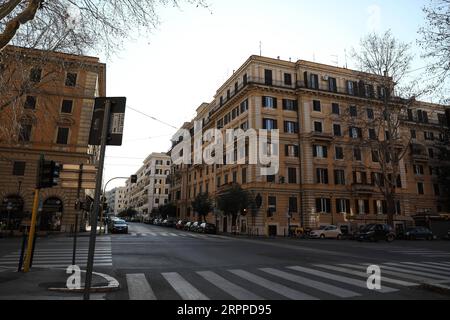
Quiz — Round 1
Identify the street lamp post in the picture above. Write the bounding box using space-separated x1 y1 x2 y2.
6 202 13 236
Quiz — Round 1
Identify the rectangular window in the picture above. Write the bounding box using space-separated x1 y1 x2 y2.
61 100 73 114
310 74 319 89
428 148 434 159
417 182 424 195
346 80 355 95
316 198 331 213
284 73 292 86
288 168 297 184
289 197 298 213
243 74 248 85
242 168 247 184
424 132 434 141
313 145 328 158
334 170 346 185
335 146 344 160
353 147 362 161
262 96 277 108
372 150 379 163
12 161 26 176
285 145 299 157
367 108 374 119
56 127 69 145
283 99 297 111
410 130 416 139
332 103 340 115
316 168 329 184
333 124 342 137
357 199 370 215
336 199 350 214
313 100 321 112
328 77 337 92
414 165 424 175
240 121 249 131
314 121 323 133
24 96 36 110
19 124 32 142
267 175 275 183
262 118 277 130
30 68 42 83
240 99 249 113
349 106 357 117
65 72 77 87
232 171 237 183
353 171 368 184
268 196 277 211
284 121 299 134
264 69 273 85
369 128 376 140
350 127 362 139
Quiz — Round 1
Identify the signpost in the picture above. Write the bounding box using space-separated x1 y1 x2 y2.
84 97 126 300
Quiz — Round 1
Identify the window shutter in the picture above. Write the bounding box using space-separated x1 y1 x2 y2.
423 111 429 123
262 96 266 107
346 200 350 213
313 145 317 157
273 98 277 109
284 122 288 133
262 119 267 130
282 99 287 110
326 199 331 213
273 120 278 129
294 146 299 157
316 168 320 183
323 146 328 158
324 169 329 184
304 71 309 88
285 145 289 156
316 198 321 212
336 199 342 213
294 100 298 111
353 81 359 96
382 201 387 214
364 200 370 214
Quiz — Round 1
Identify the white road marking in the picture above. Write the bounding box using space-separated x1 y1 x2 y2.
384 262 450 276
402 262 450 272
314 264 417 286
197 271 264 300
126 274 157 300
228 269 318 300
287 265 398 293
162 272 209 300
378 264 450 280
260 268 359 298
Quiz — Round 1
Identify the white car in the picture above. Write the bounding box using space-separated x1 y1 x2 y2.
309 225 342 239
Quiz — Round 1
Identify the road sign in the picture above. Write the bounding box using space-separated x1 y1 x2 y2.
60 164 97 190
89 97 127 146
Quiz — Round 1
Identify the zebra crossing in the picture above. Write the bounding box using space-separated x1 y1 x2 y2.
126 232 231 240
125 261 450 300
388 248 450 258
0 237 112 269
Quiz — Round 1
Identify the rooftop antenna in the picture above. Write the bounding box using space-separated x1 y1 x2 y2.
344 49 348 68
259 41 262 56
313 52 316 62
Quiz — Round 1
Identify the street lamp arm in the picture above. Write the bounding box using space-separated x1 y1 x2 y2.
103 177 130 195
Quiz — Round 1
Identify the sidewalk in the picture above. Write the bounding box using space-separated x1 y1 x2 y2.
0 267 119 300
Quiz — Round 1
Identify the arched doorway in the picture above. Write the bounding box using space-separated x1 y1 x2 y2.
1 195 24 231
40 197 63 231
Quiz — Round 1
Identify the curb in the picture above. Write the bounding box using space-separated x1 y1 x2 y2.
419 283 450 296
48 271 120 294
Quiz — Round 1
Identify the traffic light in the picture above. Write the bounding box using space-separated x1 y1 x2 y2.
131 175 137 183
37 159 61 189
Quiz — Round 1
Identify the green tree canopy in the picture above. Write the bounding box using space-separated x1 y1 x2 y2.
191 193 213 222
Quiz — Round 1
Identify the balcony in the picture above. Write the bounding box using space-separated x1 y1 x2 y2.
410 143 429 162
351 183 375 194
310 131 334 143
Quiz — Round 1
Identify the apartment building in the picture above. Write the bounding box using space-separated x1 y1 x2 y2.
169 55 450 236
105 188 117 215
0 45 106 233
114 186 126 215
123 152 171 218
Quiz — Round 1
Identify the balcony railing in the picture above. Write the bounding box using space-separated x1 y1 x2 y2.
351 183 375 194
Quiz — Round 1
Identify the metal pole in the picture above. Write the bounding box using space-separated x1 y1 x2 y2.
23 188 40 273
17 228 27 272
30 231 37 268
72 164 83 266
84 99 111 300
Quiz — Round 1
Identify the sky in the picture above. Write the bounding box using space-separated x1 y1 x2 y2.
101 0 430 190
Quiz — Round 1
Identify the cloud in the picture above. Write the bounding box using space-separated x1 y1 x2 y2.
367 4 381 31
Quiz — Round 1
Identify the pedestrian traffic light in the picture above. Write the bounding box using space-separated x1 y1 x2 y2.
131 175 137 183
37 159 61 189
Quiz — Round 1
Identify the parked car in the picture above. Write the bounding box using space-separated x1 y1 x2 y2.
184 221 193 231
189 221 201 232
176 220 187 230
108 219 128 234
356 224 395 242
309 225 342 239
165 219 177 228
199 223 217 234
405 227 434 240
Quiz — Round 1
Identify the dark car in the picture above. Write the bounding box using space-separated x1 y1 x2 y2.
199 223 216 234
165 219 177 228
109 219 128 234
356 224 395 242
405 227 434 240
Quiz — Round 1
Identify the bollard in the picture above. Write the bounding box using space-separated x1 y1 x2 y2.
17 229 28 272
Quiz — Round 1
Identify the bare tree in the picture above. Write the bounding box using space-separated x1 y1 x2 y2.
350 30 421 227
0 0 209 54
418 0 450 103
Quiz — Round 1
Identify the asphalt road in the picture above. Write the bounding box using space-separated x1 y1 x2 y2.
1 222 450 300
